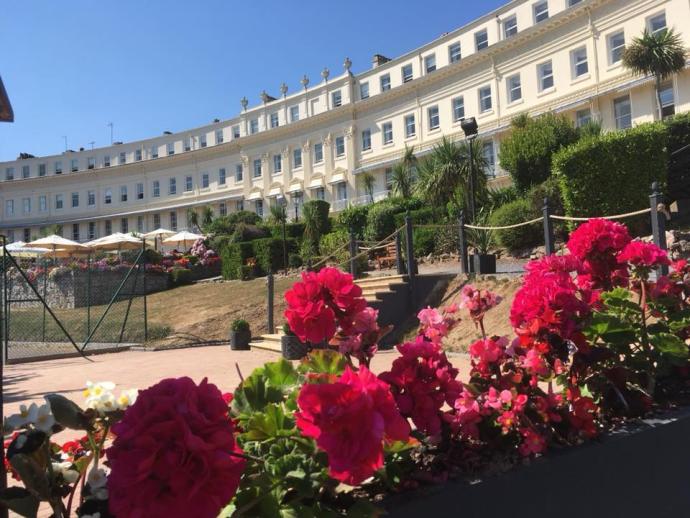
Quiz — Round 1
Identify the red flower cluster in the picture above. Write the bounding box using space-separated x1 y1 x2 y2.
107 377 245 518
285 267 366 344
459 284 502 325
618 240 670 271
567 218 631 291
379 336 461 437
295 366 410 485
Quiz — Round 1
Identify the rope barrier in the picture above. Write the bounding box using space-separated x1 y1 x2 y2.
550 207 651 222
414 224 460 229
311 241 351 269
338 225 405 267
464 216 544 231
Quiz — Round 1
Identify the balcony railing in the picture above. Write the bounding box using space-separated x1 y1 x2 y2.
352 190 391 207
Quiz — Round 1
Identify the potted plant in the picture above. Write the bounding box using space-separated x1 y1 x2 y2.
230 319 251 350
467 208 497 274
281 323 308 360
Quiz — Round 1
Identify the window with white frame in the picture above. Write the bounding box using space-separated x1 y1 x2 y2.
56 194 64 209
315 187 325 201
575 108 592 127
21 165 29 178
39 164 46 177
5 167 13 180
428 106 440 130
153 214 161 229
289 106 300 122
483 141 496 177
202 173 210 188
362 129 372 151
88 190 95 206
449 42 461 63
332 90 342 107
336 182 347 201
153 180 160 197
219 202 227 217
219 168 226 185
232 125 241 138
503 16 518 38
236 164 243 182
538 61 554 91
215 129 224 144
167 143 175 156
608 31 625 65
253 159 262 177
571 47 589 78
255 199 264 218
452 96 465 121
71 159 79 172
534 1 549 23
169 177 177 195
118 153 126 166
475 29 488 51
479 86 493 112
104 189 112 204
335 136 345 157
405 114 416 138
170 212 178 231
385 167 393 190
5 200 13 216
72 192 79 208
380 74 391 92
270 112 279 128
359 82 370 100
647 12 667 35
87 157 96 169
293 148 302 168
137 216 144 233
236 200 244 212
105 220 112 234
382 122 393 144
120 185 128 202
121 218 128 233
659 83 675 118
424 54 436 73
402 64 414 83
184 138 191 152
23 198 31 214
39 195 47 212
88 222 96 240
136 182 144 199
273 154 282 173
55 161 62 174
250 119 259 134
150 146 158 159
201 134 209 148
507 74 522 103
135 149 142 161
614 95 632 129
314 143 324 163
184 176 193 192
73 224 80 242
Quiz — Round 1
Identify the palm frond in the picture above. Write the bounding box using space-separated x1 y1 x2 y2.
623 29 687 80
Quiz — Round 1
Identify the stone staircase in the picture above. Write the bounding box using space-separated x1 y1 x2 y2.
251 333 282 353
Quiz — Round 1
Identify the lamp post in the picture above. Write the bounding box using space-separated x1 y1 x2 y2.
277 195 288 274
460 117 479 223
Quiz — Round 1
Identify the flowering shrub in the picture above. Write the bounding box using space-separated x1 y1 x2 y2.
5 218 690 517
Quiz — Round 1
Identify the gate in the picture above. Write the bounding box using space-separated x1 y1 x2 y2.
0 237 149 363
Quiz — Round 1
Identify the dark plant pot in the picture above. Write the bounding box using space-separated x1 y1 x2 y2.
281 335 308 360
472 254 496 274
384 407 690 518
230 329 251 350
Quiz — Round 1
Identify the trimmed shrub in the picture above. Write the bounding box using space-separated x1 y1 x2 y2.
393 207 440 228
499 113 580 192
666 112 690 200
384 196 424 213
237 265 254 281
365 203 399 241
489 198 542 252
336 205 369 239
288 253 303 269
221 241 254 280
171 268 193 286
318 230 367 272
252 237 297 275
553 122 668 226
302 200 331 236
413 227 436 257
526 177 567 239
232 223 270 243
270 222 305 240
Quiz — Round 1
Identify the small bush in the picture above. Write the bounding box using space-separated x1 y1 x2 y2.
171 268 193 286
365 204 399 242
302 200 331 236
231 319 250 332
237 265 254 281
336 205 369 239
666 112 690 200
288 253 303 269
252 237 297 275
393 207 440 228
232 223 270 243
270 222 305 240
413 227 436 257
319 230 367 272
221 241 254 280
489 198 542 252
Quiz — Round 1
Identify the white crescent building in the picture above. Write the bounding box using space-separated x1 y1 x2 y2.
1 0 688 243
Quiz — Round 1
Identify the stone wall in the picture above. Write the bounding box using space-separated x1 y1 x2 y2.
6 269 169 309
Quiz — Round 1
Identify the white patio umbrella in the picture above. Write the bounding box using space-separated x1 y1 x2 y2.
25 235 89 263
162 230 205 251
1 241 50 258
86 232 142 251
143 228 175 251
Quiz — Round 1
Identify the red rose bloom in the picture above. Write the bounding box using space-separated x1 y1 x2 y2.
107 377 245 518
296 366 410 485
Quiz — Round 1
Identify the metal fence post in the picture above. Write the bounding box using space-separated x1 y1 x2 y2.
543 197 555 256
404 213 416 302
142 239 148 342
650 182 669 276
395 231 404 274
349 229 358 278
0 236 7 518
267 270 275 334
458 211 469 275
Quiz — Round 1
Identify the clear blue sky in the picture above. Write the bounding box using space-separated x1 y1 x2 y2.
0 0 505 162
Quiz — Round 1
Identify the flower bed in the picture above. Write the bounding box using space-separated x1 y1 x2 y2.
3 218 690 517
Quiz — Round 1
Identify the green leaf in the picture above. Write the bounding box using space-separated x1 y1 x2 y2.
587 313 634 337
44 394 90 430
243 404 295 441
0 487 40 518
264 360 299 391
10 454 50 500
650 333 689 359
298 350 347 376
232 368 286 416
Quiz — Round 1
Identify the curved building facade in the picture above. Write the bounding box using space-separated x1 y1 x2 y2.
1 0 689 243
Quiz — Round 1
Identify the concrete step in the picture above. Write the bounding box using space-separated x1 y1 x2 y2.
251 334 283 353
356 274 407 288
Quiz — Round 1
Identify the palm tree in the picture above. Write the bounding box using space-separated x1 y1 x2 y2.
201 206 214 231
269 203 287 225
390 145 417 198
186 207 200 232
623 28 687 121
415 136 488 214
361 172 375 203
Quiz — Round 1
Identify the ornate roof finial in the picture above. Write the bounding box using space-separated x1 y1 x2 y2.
240 96 248 111
260 90 270 103
280 82 288 97
321 67 330 82
300 74 309 90
343 57 352 75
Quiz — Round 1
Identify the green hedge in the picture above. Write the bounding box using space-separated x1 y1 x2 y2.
489 198 542 251
303 200 331 235
553 122 668 223
413 227 436 257
365 204 399 241
666 113 690 199
270 222 305 240
252 237 297 275
393 207 441 228
336 205 369 239
221 242 254 280
171 268 193 286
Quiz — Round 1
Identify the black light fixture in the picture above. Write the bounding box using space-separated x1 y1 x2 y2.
460 117 479 222
276 194 289 274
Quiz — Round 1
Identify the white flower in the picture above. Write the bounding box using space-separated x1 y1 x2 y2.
87 467 108 489
116 389 138 411
32 404 55 433
84 381 118 415
52 462 79 484
5 403 36 430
